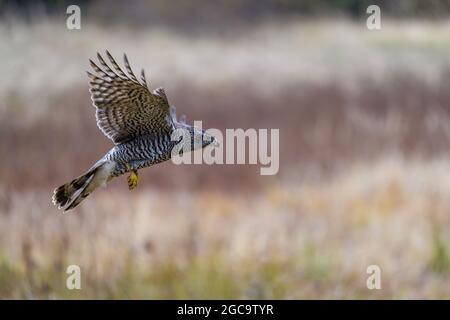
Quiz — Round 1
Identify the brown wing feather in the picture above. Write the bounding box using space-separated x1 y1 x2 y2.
88 51 173 144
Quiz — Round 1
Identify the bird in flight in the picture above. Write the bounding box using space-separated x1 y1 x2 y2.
53 51 217 211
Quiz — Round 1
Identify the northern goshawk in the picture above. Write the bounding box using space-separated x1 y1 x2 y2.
52 51 217 211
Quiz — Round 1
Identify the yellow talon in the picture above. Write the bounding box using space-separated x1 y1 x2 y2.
125 164 138 190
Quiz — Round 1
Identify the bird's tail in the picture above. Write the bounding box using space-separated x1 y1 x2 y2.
52 160 114 212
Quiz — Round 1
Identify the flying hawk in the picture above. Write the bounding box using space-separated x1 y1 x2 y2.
52 51 217 211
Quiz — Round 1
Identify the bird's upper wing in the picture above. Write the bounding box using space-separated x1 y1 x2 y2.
88 51 174 144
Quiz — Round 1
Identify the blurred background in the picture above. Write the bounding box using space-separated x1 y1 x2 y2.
1 0 450 299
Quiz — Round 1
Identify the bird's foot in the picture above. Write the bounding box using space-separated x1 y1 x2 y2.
125 164 138 190
127 170 138 190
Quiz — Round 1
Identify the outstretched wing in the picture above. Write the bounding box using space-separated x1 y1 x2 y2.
88 51 174 144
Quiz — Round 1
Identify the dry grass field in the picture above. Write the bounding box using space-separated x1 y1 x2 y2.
1 17 450 298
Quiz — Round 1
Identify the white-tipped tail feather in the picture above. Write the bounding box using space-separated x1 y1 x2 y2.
52 160 115 212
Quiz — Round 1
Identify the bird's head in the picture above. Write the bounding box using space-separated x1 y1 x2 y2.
189 126 219 150
170 106 219 151
172 122 218 151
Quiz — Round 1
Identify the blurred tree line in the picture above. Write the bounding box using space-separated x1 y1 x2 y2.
1 0 450 27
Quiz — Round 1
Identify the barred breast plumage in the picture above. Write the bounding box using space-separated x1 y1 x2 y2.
105 133 177 177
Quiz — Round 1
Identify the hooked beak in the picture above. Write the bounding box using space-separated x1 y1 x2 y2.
211 137 220 147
